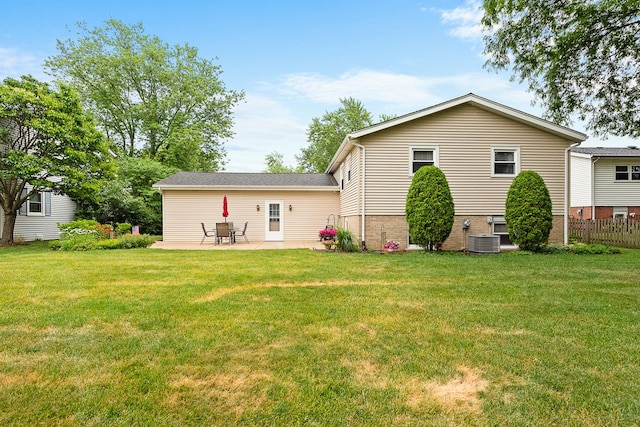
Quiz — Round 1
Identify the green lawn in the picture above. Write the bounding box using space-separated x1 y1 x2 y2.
1 243 639 426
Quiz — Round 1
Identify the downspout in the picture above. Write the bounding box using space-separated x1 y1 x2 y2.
348 137 366 250
565 142 582 244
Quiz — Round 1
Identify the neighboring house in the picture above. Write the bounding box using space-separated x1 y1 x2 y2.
0 187 76 241
154 94 587 250
570 146 640 220
153 173 339 243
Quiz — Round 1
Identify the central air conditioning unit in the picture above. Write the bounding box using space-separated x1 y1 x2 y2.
468 234 500 254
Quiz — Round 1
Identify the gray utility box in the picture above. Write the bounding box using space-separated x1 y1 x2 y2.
468 234 500 254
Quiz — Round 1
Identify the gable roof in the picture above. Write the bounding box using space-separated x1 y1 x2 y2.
327 93 588 173
571 146 640 158
153 172 338 191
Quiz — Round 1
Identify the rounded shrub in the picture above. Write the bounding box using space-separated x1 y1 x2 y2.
405 166 454 250
505 170 553 251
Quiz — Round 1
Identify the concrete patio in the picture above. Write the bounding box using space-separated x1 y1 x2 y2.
151 240 326 250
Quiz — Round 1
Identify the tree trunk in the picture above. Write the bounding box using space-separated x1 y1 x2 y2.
1 210 17 245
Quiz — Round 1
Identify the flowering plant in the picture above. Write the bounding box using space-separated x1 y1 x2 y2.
319 227 337 240
384 241 400 250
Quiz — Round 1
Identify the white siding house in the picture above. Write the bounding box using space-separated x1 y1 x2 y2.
0 190 76 241
570 147 640 219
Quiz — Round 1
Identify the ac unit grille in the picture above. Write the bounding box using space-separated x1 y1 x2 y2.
468 234 500 253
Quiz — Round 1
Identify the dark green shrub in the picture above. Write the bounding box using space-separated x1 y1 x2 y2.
115 222 132 236
116 234 155 249
57 219 101 238
336 227 359 252
569 243 621 254
505 170 553 252
405 166 454 250
59 234 99 251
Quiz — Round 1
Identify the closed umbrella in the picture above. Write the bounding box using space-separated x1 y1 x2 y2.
222 195 229 222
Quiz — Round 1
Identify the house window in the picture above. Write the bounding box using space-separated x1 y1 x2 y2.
492 147 519 176
339 163 344 191
491 216 513 246
19 190 51 217
615 165 640 181
410 146 439 174
613 207 628 219
27 192 49 216
346 153 352 183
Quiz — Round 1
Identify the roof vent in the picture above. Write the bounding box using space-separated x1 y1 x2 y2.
628 145 638 149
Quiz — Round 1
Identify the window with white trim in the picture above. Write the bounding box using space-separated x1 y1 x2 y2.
491 216 513 246
346 153 352 183
19 190 51 217
615 165 640 181
339 163 344 190
410 146 439 174
29 192 43 214
492 147 520 177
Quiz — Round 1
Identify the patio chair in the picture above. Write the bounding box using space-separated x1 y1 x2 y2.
215 222 232 245
200 223 216 245
235 222 249 243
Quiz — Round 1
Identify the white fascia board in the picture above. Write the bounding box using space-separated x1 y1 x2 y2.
326 135 352 174
570 151 594 160
152 185 339 192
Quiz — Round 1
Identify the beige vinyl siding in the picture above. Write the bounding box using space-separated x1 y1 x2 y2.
339 146 361 217
162 190 339 242
593 159 640 206
360 104 572 216
570 154 593 206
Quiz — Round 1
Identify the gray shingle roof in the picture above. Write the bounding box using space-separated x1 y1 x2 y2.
572 146 640 157
154 172 338 188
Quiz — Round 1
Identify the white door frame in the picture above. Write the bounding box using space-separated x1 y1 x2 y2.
264 200 284 241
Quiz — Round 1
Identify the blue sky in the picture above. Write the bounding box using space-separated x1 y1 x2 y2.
1 0 628 172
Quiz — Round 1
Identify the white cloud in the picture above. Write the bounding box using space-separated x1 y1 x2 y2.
0 46 47 79
272 68 531 113
276 69 441 106
439 0 484 41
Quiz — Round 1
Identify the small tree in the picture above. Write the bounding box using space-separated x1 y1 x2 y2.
505 170 553 251
76 157 177 235
405 166 455 250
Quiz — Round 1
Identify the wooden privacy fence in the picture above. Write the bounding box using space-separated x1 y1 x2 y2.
569 218 640 249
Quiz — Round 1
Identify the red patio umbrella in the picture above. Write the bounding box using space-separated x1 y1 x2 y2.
222 195 229 222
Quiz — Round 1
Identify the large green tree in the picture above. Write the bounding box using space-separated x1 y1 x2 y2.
482 0 640 137
45 19 244 171
0 75 112 245
297 98 373 173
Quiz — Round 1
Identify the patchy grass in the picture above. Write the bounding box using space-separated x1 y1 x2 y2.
0 243 639 425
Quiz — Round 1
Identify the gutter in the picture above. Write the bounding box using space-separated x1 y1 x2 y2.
565 141 582 244
347 137 367 249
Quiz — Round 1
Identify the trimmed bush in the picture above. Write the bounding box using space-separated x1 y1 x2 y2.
505 170 553 252
405 166 454 251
